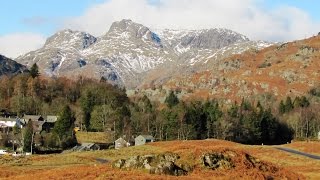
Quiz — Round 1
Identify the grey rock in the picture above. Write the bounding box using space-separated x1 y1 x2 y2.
113 153 189 176
15 19 274 88
201 152 235 170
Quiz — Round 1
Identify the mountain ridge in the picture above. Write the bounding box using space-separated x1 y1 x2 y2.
15 19 272 88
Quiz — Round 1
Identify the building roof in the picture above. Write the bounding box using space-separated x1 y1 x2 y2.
0 118 18 127
46 116 58 123
32 121 45 132
115 137 127 143
23 115 43 121
72 143 99 151
137 135 154 140
0 118 17 122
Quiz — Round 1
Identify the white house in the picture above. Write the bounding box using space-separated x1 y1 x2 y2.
0 118 18 128
115 137 130 149
135 135 155 146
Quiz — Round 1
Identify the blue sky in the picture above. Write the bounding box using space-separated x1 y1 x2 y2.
1 0 320 58
0 0 105 36
1 0 319 36
264 0 320 20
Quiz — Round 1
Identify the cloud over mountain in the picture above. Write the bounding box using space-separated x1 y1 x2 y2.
64 0 320 42
0 33 46 58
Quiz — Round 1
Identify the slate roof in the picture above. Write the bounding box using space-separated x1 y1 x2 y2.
139 135 154 140
46 116 58 123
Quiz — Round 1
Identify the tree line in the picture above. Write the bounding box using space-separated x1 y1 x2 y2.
1 64 320 151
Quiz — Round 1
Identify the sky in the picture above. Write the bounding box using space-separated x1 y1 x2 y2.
1 0 320 58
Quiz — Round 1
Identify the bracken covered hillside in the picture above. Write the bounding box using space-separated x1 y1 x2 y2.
141 35 320 102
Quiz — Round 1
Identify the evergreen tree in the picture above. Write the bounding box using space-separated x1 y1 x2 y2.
285 96 294 113
30 63 40 78
23 121 33 152
165 91 179 108
279 100 286 114
299 96 310 108
80 90 95 130
205 101 222 138
53 105 74 140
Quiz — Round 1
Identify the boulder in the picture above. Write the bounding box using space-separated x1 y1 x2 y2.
113 152 189 176
201 152 235 170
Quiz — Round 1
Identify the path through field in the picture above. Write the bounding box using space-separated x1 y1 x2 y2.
275 147 320 160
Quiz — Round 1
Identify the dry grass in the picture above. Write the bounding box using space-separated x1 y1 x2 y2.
282 141 320 155
2 140 319 179
248 145 320 180
75 131 114 143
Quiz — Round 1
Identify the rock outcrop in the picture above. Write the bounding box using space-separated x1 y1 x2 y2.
113 153 189 176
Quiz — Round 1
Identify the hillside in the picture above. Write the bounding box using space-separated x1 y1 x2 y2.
2 140 320 179
0 54 28 77
139 35 320 102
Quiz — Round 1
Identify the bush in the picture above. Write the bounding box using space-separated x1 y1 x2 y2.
61 136 78 150
45 133 60 149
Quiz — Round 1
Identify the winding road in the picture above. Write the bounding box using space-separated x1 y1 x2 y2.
275 147 320 160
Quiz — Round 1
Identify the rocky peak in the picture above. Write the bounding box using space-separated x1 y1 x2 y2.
158 28 249 50
182 28 249 49
107 19 162 46
44 29 97 50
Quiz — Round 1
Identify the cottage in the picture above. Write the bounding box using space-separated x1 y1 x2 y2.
135 135 155 146
46 116 58 123
23 115 44 121
72 143 100 151
42 116 58 132
32 121 45 134
21 115 44 126
0 118 17 128
115 137 130 149
0 118 22 133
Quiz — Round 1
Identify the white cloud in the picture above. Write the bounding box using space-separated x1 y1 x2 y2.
64 0 320 42
0 33 46 58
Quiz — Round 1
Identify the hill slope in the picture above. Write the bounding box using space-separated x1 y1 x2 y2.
1 140 314 179
139 35 320 102
0 54 28 76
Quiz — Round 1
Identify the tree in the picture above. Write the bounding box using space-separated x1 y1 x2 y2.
285 96 294 113
279 100 286 114
90 104 115 131
299 96 310 108
165 91 179 108
30 63 40 78
80 89 95 130
204 101 222 138
53 105 74 141
23 121 34 152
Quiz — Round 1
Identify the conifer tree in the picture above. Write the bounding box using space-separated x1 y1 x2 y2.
53 105 74 140
23 121 33 152
165 91 179 108
30 63 40 78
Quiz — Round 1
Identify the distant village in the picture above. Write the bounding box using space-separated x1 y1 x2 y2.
0 113 155 155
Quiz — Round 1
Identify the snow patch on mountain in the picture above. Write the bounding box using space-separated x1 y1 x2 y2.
15 19 274 88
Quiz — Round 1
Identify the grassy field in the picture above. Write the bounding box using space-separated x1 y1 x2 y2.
281 140 320 155
75 131 114 144
1 140 319 179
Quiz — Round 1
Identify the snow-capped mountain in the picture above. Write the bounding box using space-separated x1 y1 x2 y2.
15 19 273 88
